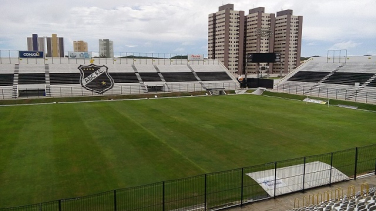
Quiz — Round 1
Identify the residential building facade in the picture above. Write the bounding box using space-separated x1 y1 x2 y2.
73 40 88 52
27 34 45 53
273 10 303 75
46 34 64 57
208 4 303 75
99 39 114 58
245 7 275 74
208 4 245 75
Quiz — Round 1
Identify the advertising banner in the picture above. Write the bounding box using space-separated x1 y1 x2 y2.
69 52 91 59
188 54 204 61
19 51 44 58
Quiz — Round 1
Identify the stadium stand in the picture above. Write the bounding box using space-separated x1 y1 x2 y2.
0 57 239 99
189 61 238 91
16 64 47 97
0 64 15 99
288 184 376 211
275 56 376 103
161 72 198 82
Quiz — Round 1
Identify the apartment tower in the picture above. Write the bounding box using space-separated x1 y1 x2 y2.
99 39 114 58
74 40 88 52
208 4 303 75
245 7 275 74
27 34 45 52
208 4 245 75
273 10 303 74
46 34 64 57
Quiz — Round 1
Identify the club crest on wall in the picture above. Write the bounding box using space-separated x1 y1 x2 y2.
78 64 114 94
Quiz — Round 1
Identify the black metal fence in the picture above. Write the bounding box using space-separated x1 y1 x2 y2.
1 144 376 211
0 82 239 100
275 84 376 104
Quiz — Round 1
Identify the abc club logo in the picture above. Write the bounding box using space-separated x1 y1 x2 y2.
78 64 114 94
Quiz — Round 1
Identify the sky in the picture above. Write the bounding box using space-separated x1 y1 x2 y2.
0 0 375 57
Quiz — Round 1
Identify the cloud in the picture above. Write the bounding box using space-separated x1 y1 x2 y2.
307 42 318 46
0 0 375 56
125 45 138 48
330 41 361 50
173 48 186 53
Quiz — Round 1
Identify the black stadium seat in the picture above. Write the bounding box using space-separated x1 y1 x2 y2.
50 73 80 84
0 74 14 86
162 72 198 82
288 71 329 83
110 73 139 83
323 72 374 85
195 72 232 81
139 73 162 82
18 73 45 84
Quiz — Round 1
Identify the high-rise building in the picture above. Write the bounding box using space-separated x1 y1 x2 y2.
208 4 245 75
208 4 303 75
273 10 303 74
26 34 45 52
73 40 88 52
46 34 65 57
245 7 275 74
99 39 114 58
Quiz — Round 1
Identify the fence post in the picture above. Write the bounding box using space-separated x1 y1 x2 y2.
354 147 358 180
327 88 328 99
204 174 207 211
274 162 277 199
366 92 368 104
329 152 333 186
241 168 244 207
302 157 306 193
59 200 62 211
114 190 117 211
163 181 165 211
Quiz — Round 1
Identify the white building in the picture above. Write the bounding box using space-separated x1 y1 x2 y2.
99 39 114 58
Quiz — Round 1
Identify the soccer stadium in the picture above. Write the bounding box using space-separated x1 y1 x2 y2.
0 51 376 211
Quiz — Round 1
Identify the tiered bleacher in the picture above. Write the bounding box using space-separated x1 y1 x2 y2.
190 61 237 90
0 57 238 99
17 64 46 97
276 56 376 104
288 185 376 211
0 64 15 99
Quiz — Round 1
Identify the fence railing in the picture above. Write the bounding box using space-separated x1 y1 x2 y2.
1 144 376 211
0 57 220 65
0 82 239 100
275 84 376 104
0 50 208 59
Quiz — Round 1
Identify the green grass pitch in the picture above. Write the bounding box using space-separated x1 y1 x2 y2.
0 94 375 207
